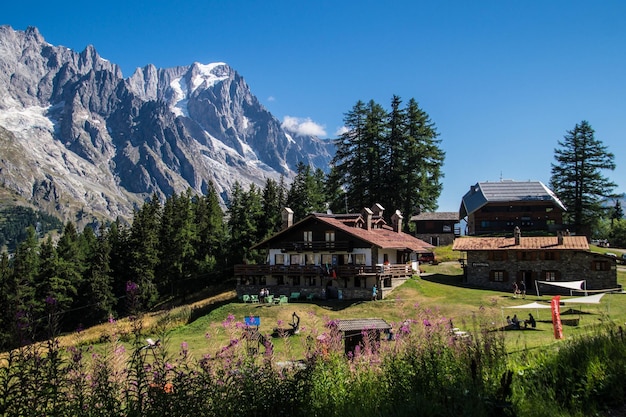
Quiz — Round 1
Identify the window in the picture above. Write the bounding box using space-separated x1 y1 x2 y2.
490 270 507 282
290 254 302 265
544 271 557 281
325 231 335 249
303 231 313 248
305 253 316 265
275 254 285 265
518 252 535 261
321 254 333 265
593 261 610 271
354 254 366 265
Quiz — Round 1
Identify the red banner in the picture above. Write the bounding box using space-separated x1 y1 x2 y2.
551 296 563 339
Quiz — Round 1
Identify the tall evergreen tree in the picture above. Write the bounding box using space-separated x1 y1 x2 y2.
9 226 40 343
193 183 227 285
550 120 616 234
330 96 444 225
330 100 369 212
259 177 287 239
227 182 263 265
401 98 445 220
128 194 162 308
286 162 328 220
107 217 132 306
81 225 116 325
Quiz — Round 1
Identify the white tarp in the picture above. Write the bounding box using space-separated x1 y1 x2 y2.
561 293 605 304
504 302 551 309
536 280 585 290
535 280 587 296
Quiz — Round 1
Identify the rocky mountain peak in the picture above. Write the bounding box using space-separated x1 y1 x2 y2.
0 26 334 227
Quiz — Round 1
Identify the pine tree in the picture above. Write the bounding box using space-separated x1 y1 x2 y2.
227 182 263 265
550 120 616 234
128 194 162 308
193 183 227 285
81 225 116 325
10 226 40 343
259 177 287 239
330 96 444 224
402 98 444 219
286 162 328 220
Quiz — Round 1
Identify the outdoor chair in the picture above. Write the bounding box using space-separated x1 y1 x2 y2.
242 294 250 303
289 292 301 302
265 295 274 304
250 295 259 303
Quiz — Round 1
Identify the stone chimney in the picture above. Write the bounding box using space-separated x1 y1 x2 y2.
557 230 564 245
362 207 373 231
371 203 385 218
281 207 294 230
391 210 403 233
514 226 521 245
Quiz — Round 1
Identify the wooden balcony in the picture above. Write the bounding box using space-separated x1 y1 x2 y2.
234 263 415 280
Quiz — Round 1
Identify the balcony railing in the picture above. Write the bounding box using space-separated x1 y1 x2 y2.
279 240 351 252
234 264 415 279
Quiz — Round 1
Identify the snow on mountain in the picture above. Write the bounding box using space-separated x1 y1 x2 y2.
0 25 335 226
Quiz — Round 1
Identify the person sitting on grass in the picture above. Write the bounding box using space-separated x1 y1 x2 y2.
511 314 521 330
525 313 536 328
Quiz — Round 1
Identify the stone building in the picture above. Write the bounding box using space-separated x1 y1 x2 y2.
452 228 617 293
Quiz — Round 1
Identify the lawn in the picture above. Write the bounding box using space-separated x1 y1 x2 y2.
64 249 626 363
118 259 624 362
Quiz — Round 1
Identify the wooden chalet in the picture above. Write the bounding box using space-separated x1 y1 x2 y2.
453 228 618 293
460 180 566 235
410 211 460 246
235 204 434 300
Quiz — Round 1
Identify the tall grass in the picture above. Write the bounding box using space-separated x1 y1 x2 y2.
2 300 626 416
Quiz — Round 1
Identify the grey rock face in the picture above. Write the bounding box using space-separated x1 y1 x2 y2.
0 26 334 225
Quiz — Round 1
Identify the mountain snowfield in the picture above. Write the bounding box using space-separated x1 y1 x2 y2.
0 25 334 226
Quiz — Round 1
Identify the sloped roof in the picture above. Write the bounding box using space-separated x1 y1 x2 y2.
410 212 459 222
452 235 589 251
252 212 434 252
460 180 566 218
333 318 391 332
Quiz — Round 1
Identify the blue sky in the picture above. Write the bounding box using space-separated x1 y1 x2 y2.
4 1 626 212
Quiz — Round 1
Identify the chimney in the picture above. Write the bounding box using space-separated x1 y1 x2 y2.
391 210 403 233
514 226 521 245
281 207 294 230
371 203 385 218
362 207 373 231
557 230 564 245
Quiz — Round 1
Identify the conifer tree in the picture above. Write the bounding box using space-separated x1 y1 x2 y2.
286 162 328 220
259 177 287 239
193 183 227 285
128 194 161 308
10 226 40 342
227 182 263 265
550 120 616 234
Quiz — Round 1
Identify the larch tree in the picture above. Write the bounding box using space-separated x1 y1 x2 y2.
550 120 616 235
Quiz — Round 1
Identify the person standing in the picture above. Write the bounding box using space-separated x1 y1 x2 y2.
519 281 526 299
513 282 519 298
372 285 378 301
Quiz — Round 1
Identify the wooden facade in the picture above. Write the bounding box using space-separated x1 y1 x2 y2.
410 211 460 246
235 205 433 300
460 181 566 235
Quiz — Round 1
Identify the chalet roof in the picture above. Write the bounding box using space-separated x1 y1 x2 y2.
452 235 589 251
251 212 434 252
460 180 566 218
410 212 459 222
333 318 391 332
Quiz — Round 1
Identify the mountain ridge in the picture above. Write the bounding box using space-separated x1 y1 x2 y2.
0 25 334 227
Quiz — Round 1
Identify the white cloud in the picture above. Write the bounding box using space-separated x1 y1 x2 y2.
267 96 276 102
281 116 326 137
334 126 349 136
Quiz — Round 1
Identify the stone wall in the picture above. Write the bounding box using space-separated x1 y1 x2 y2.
465 251 617 292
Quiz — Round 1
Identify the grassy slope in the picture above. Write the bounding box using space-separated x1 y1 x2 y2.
66 245 626 362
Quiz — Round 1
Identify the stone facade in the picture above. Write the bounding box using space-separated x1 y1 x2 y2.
464 250 617 293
